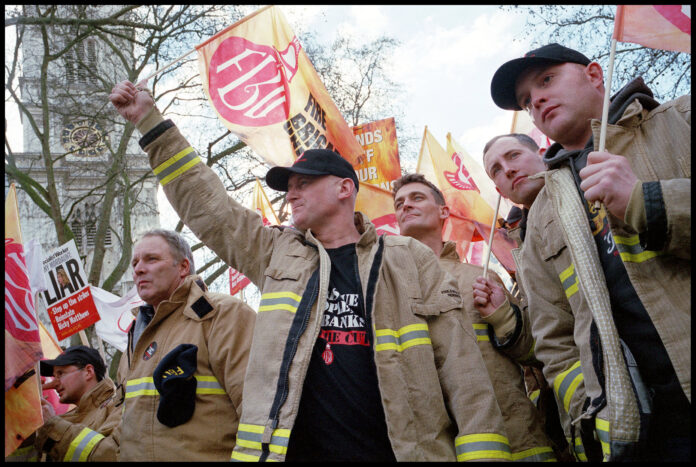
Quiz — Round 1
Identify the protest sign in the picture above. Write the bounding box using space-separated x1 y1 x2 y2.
351 117 401 192
40 240 100 341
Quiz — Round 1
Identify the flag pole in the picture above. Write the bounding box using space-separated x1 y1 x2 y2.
482 194 501 278
138 48 197 84
594 37 618 209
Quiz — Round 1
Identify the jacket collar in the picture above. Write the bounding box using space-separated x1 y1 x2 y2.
77 377 115 410
133 275 208 323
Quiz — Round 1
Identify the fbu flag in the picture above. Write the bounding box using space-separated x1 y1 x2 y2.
196 5 364 168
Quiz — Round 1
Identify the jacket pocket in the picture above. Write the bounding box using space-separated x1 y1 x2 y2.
263 266 300 281
540 218 566 262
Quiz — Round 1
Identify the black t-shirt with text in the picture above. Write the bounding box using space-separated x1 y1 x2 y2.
285 243 395 462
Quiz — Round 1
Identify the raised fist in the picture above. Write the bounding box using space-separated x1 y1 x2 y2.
109 80 155 124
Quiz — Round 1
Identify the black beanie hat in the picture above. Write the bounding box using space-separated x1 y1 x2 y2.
153 344 198 428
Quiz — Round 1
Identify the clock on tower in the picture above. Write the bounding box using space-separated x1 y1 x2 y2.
61 120 109 157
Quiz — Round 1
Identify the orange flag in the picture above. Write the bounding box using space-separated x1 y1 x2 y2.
351 117 401 192
229 178 281 295
614 5 691 54
196 5 365 168
5 183 44 456
446 133 515 219
355 182 400 236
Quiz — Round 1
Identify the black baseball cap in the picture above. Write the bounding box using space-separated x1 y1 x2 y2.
40 345 106 380
266 148 359 192
491 43 592 111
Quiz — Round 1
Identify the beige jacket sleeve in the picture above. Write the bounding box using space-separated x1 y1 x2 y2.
137 109 279 285
518 218 587 424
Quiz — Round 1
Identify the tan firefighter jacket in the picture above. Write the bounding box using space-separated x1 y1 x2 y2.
518 94 690 461
114 275 256 461
438 241 555 462
136 112 509 461
34 377 119 461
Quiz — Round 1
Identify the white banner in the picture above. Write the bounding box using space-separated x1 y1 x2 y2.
91 285 142 352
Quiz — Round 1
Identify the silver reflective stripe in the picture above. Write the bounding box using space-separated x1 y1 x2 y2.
558 365 582 405
376 329 429 346
456 440 511 456
154 150 199 184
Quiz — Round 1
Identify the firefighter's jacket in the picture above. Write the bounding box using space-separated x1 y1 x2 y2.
136 114 509 461
518 90 690 460
34 377 119 461
115 275 256 461
438 241 555 462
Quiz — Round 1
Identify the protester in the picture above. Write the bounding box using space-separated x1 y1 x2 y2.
33 345 119 461
109 81 510 462
489 43 691 461
393 173 557 462
112 229 256 461
480 134 574 461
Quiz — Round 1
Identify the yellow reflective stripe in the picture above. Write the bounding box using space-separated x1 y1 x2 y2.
614 234 662 263
559 263 579 298
64 427 105 462
258 292 302 313
375 323 431 352
194 375 226 394
9 445 39 461
529 389 540 405
569 435 587 461
235 423 291 456
473 323 489 342
125 377 157 398
231 450 260 462
619 250 661 263
553 360 583 413
153 147 201 186
455 433 511 461
595 417 611 458
127 375 226 397
511 446 556 462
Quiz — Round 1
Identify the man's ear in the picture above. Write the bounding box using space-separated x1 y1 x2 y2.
439 204 450 220
83 364 96 381
495 186 502 196
179 258 191 278
538 146 547 157
585 61 604 91
337 178 356 200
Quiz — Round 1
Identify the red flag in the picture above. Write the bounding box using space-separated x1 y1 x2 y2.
196 5 364 168
5 183 44 456
614 5 691 54
5 184 43 390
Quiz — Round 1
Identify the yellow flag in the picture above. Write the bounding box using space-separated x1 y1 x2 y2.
196 5 365 168
510 110 553 149
251 177 281 226
416 126 496 228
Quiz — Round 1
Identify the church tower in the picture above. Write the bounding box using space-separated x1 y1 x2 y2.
11 5 160 301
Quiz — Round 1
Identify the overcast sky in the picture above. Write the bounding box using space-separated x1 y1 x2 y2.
281 5 535 171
